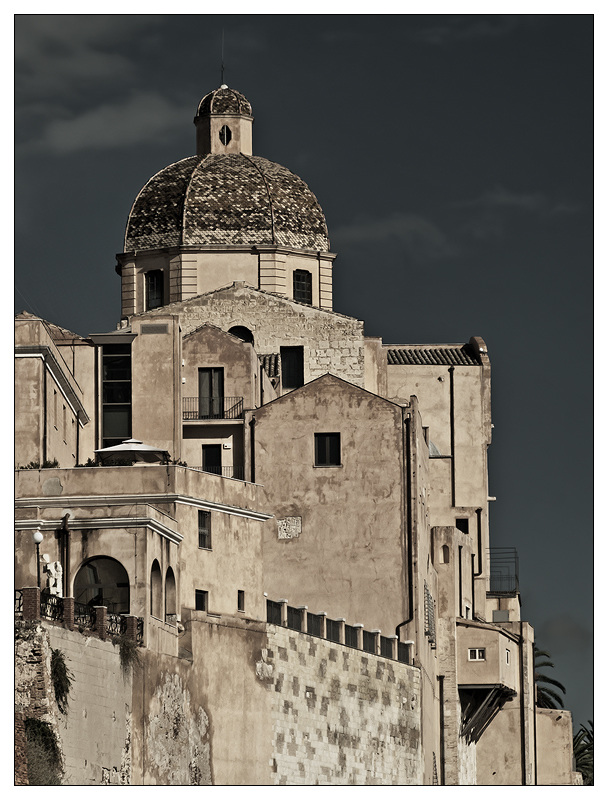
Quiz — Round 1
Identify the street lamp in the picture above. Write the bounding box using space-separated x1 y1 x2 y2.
32 529 43 589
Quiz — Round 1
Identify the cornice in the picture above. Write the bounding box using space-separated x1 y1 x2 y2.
15 492 274 522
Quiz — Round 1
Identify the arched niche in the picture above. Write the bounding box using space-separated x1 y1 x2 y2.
73 556 130 614
441 545 450 564
228 325 254 345
150 560 162 619
165 567 176 623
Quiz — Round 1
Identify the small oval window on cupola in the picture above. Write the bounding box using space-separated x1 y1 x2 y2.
219 125 232 145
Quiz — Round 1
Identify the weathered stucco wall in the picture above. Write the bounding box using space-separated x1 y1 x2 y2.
535 709 581 785
265 625 423 785
252 374 408 632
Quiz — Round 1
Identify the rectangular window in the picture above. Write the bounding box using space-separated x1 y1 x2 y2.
198 367 224 418
101 343 132 448
195 590 208 612
280 346 304 391
62 405 67 441
315 433 341 467
145 270 164 310
237 590 245 612
293 269 312 305
506 649 511 665
456 518 470 534
468 648 486 661
198 510 211 549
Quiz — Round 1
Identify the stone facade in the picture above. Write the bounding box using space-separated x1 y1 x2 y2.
266 626 422 785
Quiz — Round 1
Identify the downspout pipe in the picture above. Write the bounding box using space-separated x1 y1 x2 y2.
249 416 256 484
396 411 415 638
438 675 446 784
474 507 483 576
42 356 48 464
519 620 527 785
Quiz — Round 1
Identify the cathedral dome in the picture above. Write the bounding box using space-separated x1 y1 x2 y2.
124 153 330 252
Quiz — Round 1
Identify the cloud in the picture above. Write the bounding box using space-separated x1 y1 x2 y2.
457 185 580 217
19 91 190 154
332 211 457 261
407 14 543 46
15 15 160 99
453 185 580 241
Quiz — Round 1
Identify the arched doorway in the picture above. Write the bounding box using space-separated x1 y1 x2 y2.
73 557 130 614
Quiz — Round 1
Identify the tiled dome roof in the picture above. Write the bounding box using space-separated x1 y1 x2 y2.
124 153 329 252
196 85 253 117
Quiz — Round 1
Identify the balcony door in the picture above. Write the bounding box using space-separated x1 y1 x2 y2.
198 367 224 419
202 444 222 475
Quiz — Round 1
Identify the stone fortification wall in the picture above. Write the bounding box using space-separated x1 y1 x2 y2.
137 284 366 388
265 625 422 785
18 615 424 785
45 626 133 785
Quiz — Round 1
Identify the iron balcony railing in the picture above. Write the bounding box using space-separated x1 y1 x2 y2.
488 547 519 595
40 592 64 622
107 612 128 637
183 396 244 420
137 617 144 645
74 601 97 631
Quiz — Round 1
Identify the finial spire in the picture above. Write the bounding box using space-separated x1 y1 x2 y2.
220 29 225 86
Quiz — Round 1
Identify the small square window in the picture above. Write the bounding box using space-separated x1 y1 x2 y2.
468 648 486 661
198 510 211 549
455 518 469 534
315 433 341 467
195 590 208 612
238 590 245 612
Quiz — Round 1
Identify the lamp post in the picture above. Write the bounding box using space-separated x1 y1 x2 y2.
32 529 43 589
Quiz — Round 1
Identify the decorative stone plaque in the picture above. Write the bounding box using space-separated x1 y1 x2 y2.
277 517 302 539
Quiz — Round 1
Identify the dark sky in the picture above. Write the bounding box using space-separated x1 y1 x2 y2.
14 14 593 728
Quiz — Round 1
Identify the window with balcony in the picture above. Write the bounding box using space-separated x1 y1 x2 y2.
198 367 224 418
198 510 211 549
315 432 341 467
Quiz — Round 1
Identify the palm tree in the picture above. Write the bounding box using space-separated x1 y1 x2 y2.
573 721 593 785
534 646 566 709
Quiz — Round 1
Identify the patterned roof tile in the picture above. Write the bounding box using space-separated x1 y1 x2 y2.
124 154 328 252
387 345 481 367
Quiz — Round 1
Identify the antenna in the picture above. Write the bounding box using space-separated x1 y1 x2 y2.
220 29 225 86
